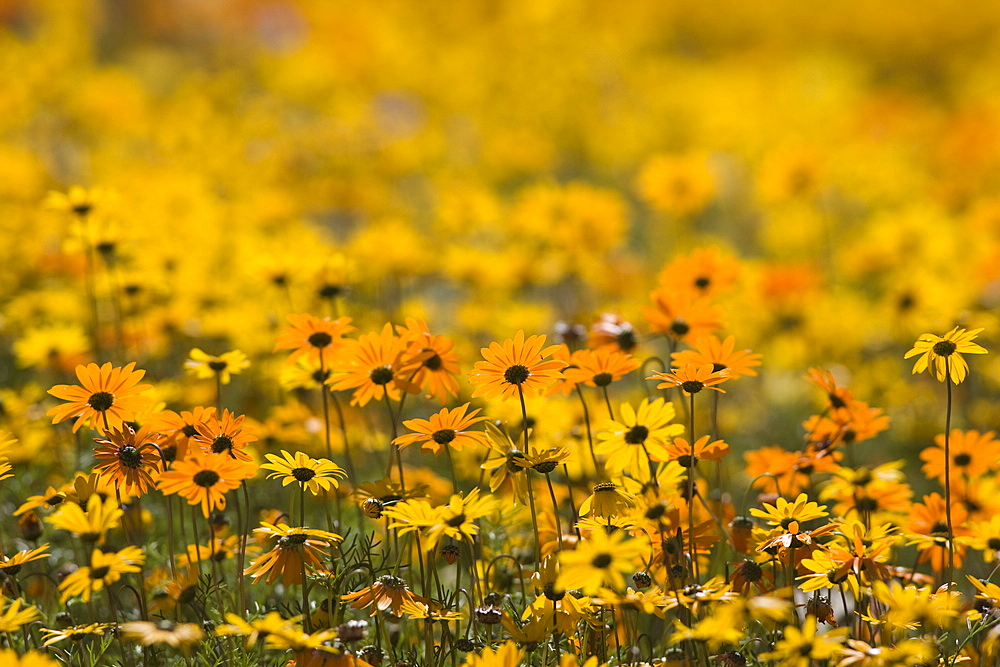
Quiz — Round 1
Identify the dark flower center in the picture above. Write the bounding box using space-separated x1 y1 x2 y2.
87 392 115 412
543 582 565 601
73 203 93 216
592 372 613 387
90 566 111 580
930 521 951 536
308 332 333 348
118 446 142 469
738 560 763 582
423 353 442 371
208 361 228 371
506 450 527 473
369 366 394 385
193 470 221 487
855 497 878 512
318 284 342 299
277 534 309 549
954 453 972 467
182 425 199 438
432 429 456 445
829 393 846 409
534 460 557 474
593 482 616 493
377 574 406 589
681 380 704 394
988 538 1000 551
312 369 331 383
676 454 696 468
211 435 234 454
694 276 710 289
292 467 316 482
503 364 530 385
446 513 467 527
624 425 649 445
616 329 638 352
591 553 613 568
933 340 957 356
711 362 727 373
670 319 690 336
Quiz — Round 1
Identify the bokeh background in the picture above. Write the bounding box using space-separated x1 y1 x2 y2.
4 0 1000 479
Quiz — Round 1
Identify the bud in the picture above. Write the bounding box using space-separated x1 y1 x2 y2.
475 605 502 625
729 516 754 553
440 544 460 565
358 646 382 666
632 571 652 589
18 511 43 542
362 498 384 519
336 620 368 643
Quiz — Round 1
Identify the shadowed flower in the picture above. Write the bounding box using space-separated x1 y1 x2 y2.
92 423 164 495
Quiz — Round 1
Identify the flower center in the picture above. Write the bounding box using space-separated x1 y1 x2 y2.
369 366 394 385
423 353 442 371
616 329 637 352
90 566 111 580
591 553 613 568
954 453 972 467
930 521 950 536
624 425 649 445
694 276 710 289
676 454 697 468
308 332 333 348
208 360 228 371
711 362 727 373
432 429 456 445
193 470 221 487
445 513 467 527
670 319 690 336
506 450 527 473
988 538 1000 550
181 425 199 438
118 446 142 469
211 435 234 454
592 372 613 387
932 340 957 356
87 392 115 412
318 284 342 299
503 364 530 385
738 560 763 582
593 481 616 493
681 380 704 394
292 467 316 482
312 369 330 384
377 574 406 590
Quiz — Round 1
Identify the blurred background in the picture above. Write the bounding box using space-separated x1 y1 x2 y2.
3 0 1000 480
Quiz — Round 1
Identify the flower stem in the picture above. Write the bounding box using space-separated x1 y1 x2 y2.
944 357 955 590
518 385 542 564
575 386 599 479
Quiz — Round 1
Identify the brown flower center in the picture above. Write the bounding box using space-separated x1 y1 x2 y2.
292 467 316 482
308 332 333 348
933 340 957 356
503 364 530 385
193 470 221 487
369 366 394 385
624 425 649 445
87 392 115 412
432 429 456 445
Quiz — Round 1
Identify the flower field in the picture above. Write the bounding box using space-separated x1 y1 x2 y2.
5 1 1000 665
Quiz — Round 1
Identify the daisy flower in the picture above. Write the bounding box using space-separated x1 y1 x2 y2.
468 330 566 401
904 326 987 384
47 362 153 432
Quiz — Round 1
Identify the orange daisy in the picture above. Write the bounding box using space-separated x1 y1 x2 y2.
468 330 566 401
920 430 1000 483
906 492 970 572
395 318 461 404
649 363 730 395
671 335 761 381
588 313 640 353
147 407 216 464
328 323 422 406
656 247 740 298
157 453 256 517
641 289 723 342
562 347 641 388
274 313 355 365
47 362 153 432
191 409 257 462
661 435 730 466
92 423 164 495
341 574 427 616
393 403 489 455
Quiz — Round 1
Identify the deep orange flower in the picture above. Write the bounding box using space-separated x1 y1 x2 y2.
393 403 488 455
920 430 1000 483
341 574 426 616
328 323 422 406
192 409 257 462
468 330 566 400
805 368 854 421
158 453 256 518
148 406 216 463
47 362 153 432
274 313 355 365
244 522 340 586
562 347 641 388
672 335 761 380
93 424 164 495
649 363 729 395
588 313 640 353
656 247 740 298
661 436 730 466
642 289 723 342
395 318 461 404
744 446 841 496
907 493 970 572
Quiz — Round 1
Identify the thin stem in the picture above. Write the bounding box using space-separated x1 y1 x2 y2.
575 386 600 478
944 358 955 591
319 349 333 461
544 474 564 551
518 385 542 565
601 385 615 420
383 393 405 489
687 392 698 582
329 391 357 483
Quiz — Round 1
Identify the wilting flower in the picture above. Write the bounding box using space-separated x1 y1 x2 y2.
244 522 341 586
